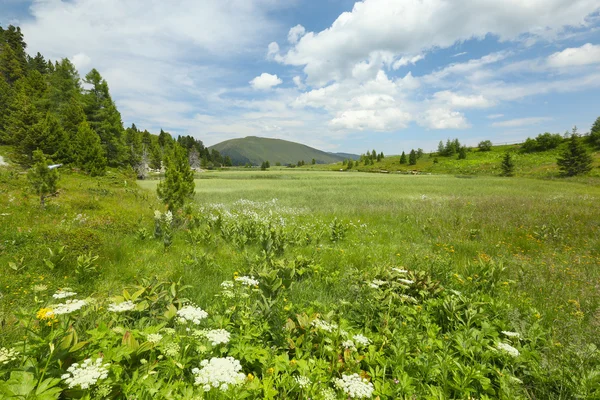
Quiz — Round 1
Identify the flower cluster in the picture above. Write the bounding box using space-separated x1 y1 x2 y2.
146 333 163 344
369 279 386 289
0 347 19 365
295 375 311 388
311 318 338 333
235 276 259 286
334 373 375 398
342 340 357 351
52 299 87 315
108 300 136 313
496 342 520 357
353 334 371 347
195 329 231 345
163 342 180 357
176 305 208 324
192 357 245 392
398 278 414 285
501 331 521 339
53 289 77 299
61 358 109 389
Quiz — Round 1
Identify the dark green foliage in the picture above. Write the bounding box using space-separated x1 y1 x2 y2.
27 150 59 206
589 116 600 148
478 140 493 151
312 158 316 165
408 149 417 165
458 146 467 160
260 161 268 170
433 157 439 164
74 121 107 176
0 76 13 142
157 143 195 211
522 132 563 153
150 144 162 170
399 151 407 164
6 83 42 163
346 160 353 169
557 132 593 177
500 152 515 176
438 138 462 156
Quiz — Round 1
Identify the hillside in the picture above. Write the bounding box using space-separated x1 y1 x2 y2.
209 136 354 165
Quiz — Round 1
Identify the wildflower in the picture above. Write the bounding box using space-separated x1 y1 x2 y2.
247 373 254 381
140 359 148 365
36 307 55 320
321 388 337 400
164 210 173 224
108 301 136 313
501 331 521 339
353 334 371 347
496 342 520 357
192 357 245 392
220 281 234 289
53 289 77 299
52 299 87 315
61 358 109 389
146 333 163 344
163 343 180 358
342 340 356 351
235 276 259 286
33 284 47 292
392 268 407 273
0 347 19 365
398 279 414 285
176 305 208 324
161 328 176 336
334 373 374 398
311 318 338 333
295 375 311 388
154 210 162 220
196 329 231 345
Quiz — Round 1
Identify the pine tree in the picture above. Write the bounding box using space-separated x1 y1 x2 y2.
346 160 353 170
408 150 417 165
589 116 600 148
157 143 195 211
28 150 59 206
557 131 593 177
74 121 107 176
6 83 42 163
150 144 162 170
458 146 467 160
260 161 267 170
500 152 515 176
399 151 407 164
0 76 13 143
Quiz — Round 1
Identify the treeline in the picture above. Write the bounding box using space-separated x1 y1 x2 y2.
0 25 225 177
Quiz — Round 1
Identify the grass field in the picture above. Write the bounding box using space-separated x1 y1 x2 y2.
2 166 600 398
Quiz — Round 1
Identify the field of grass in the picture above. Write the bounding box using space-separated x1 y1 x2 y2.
1 165 600 398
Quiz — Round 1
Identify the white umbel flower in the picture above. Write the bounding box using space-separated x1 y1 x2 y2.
177 305 208 324
108 301 136 313
496 342 520 357
61 358 109 389
311 319 338 333
53 290 77 299
235 276 259 286
334 373 374 398
146 333 163 344
295 375 311 388
501 331 521 339
392 268 408 274
342 340 356 351
0 347 19 365
52 299 87 315
204 329 231 345
353 334 371 347
398 279 414 285
192 357 245 392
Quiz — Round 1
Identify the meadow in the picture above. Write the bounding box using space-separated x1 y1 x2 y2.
1 167 600 399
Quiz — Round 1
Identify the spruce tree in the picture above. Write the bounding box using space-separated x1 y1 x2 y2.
408 150 417 165
157 143 195 211
0 76 13 143
557 132 593 177
28 150 59 206
7 83 42 163
74 121 107 176
500 152 515 176
458 146 467 159
589 116 600 148
399 151 407 164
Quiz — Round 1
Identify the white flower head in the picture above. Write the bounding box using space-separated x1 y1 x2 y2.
176 305 208 325
295 375 311 388
108 300 136 313
154 210 162 220
342 340 356 351
334 373 374 398
53 289 77 299
496 342 520 357
192 357 245 392
61 358 109 389
398 279 414 285
0 347 19 365
392 268 408 274
311 318 338 333
353 334 371 347
220 281 234 289
52 299 87 315
235 276 259 286
164 210 173 224
146 333 163 344
203 329 231 345
501 331 521 339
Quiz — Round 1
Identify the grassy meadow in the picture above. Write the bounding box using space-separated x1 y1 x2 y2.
1 165 600 398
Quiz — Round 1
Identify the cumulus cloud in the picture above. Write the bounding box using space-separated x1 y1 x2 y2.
487 114 505 119
288 24 306 44
250 73 283 90
70 52 91 71
420 108 471 130
292 76 305 90
491 117 552 128
432 91 495 109
547 43 600 67
392 54 424 70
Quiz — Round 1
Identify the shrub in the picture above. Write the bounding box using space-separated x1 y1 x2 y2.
478 140 493 151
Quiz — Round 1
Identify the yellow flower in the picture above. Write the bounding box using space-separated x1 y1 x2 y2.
36 308 54 320
247 373 254 381
267 367 274 375
290 359 297 366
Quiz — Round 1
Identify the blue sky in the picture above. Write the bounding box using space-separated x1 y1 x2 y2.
2 0 600 154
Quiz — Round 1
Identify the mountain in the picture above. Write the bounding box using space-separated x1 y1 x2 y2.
209 136 357 166
329 152 361 161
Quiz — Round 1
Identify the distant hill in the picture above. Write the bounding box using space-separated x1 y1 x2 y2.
209 136 357 165
329 152 361 161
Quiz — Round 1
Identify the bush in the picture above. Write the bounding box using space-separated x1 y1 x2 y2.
478 140 493 152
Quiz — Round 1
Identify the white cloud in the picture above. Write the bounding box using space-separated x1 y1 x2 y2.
288 24 306 44
547 43 600 67
392 54 424 70
432 91 495 109
329 108 411 131
420 108 471 130
250 73 283 90
452 52 468 57
70 52 91 71
487 114 505 119
292 76 305 90
491 117 552 128
267 42 282 61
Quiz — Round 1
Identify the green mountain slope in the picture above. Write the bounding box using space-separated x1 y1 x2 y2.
209 136 354 165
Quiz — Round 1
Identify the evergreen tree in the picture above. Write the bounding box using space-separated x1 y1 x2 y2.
28 52 48 74
157 143 195 211
346 160 353 170
408 150 417 165
437 141 444 155
38 112 71 163
149 143 162 170
260 161 267 170
458 146 467 160
557 131 593 177
46 59 82 113
265 160 270 168
28 150 59 206
6 82 41 163
312 158 316 165
589 116 600 148
223 156 232 167
399 151 407 164
416 148 424 159
500 153 515 176
0 76 12 142
0 41 24 84
74 121 107 176
158 129 173 148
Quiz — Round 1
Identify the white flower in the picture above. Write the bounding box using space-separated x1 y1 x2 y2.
192 357 245 392
203 329 231 345
52 299 87 315
235 276 259 286
61 358 109 389
0 347 19 365
176 305 208 324
321 388 337 400
164 211 173 224
311 318 338 333
154 210 162 220
372 279 386 286
33 284 47 292
140 359 148 365
353 334 371 347
501 331 521 339
295 375 311 388
334 373 374 398
392 268 408 274
53 290 77 299
496 342 520 357
163 343 180 357
398 279 414 285
220 281 234 289
369 283 379 289
108 300 136 313
342 340 356 351
161 328 176 336
146 333 163 344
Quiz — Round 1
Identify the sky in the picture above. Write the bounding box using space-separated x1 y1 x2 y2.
2 0 600 154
